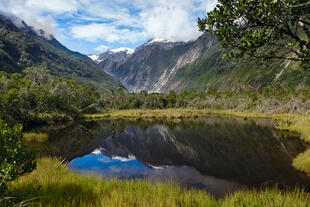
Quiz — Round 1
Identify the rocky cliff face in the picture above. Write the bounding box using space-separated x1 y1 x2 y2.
97 48 134 77
92 33 307 93
92 35 216 93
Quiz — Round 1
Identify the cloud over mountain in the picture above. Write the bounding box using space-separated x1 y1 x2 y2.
0 0 217 54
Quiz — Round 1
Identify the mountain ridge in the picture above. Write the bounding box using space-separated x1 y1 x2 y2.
0 15 121 93
92 33 309 93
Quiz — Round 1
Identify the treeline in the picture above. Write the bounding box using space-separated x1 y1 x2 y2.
2 66 310 127
0 67 99 126
99 87 310 114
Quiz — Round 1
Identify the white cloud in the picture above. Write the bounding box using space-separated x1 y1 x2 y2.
25 0 79 14
70 23 145 43
140 0 204 42
0 0 218 47
94 44 110 53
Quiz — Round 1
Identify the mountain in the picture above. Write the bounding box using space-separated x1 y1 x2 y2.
0 15 121 93
93 34 310 93
89 48 135 78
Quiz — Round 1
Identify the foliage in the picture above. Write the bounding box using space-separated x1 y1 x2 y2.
8 158 310 207
0 67 99 126
0 118 36 197
98 87 310 114
198 0 310 62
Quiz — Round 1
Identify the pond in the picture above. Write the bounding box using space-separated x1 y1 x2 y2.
27 116 310 197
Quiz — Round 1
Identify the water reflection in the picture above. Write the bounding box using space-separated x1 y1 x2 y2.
27 116 310 197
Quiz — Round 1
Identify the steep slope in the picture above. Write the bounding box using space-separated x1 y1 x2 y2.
95 48 134 76
94 34 309 93
0 16 121 93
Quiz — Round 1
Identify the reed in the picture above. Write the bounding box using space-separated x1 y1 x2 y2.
8 158 310 207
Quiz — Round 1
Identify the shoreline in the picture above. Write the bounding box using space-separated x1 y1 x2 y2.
85 109 310 142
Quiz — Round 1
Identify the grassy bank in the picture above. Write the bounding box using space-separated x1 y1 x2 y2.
7 158 310 207
23 133 48 142
85 109 310 174
85 109 310 141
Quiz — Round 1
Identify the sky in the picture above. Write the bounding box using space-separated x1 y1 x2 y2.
0 0 218 55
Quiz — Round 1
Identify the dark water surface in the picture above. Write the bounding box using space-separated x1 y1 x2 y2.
28 116 310 197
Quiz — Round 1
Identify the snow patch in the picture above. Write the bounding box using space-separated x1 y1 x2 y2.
88 55 99 62
146 38 173 45
109 48 135 54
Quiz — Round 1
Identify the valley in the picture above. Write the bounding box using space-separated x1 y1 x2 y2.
1 1 310 206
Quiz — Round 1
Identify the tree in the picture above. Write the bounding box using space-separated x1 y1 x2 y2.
0 118 36 196
167 90 177 108
23 66 53 86
198 0 310 62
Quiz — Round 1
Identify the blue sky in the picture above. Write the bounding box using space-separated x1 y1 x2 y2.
0 0 217 55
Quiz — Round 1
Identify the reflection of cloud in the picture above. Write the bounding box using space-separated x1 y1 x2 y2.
112 155 136 162
91 148 103 155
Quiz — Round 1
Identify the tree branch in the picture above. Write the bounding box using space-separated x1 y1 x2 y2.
279 0 310 8
270 43 303 58
251 53 310 61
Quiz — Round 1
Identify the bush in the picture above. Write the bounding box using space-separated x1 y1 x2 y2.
0 118 36 196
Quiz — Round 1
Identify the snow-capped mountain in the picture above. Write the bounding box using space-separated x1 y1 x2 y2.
90 34 291 93
88 47 135 76
109 48 135 54
91 37 204 92
146 38 173 45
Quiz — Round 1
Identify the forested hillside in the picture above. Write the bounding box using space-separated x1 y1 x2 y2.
0 67 99 126
0 16 121 93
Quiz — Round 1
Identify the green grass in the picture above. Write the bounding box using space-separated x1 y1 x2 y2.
23 133 48 143
84 109 268 121
7 158 310 207
293 149 310 174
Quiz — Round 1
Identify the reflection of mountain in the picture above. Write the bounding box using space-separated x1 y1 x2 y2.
30 117 310 188
93 117 309 186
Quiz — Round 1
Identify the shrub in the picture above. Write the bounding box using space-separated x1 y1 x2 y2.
0 118 36 196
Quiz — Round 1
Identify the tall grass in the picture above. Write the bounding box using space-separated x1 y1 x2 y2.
293 149 310 174
8 158 310 207
23 133 48 143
